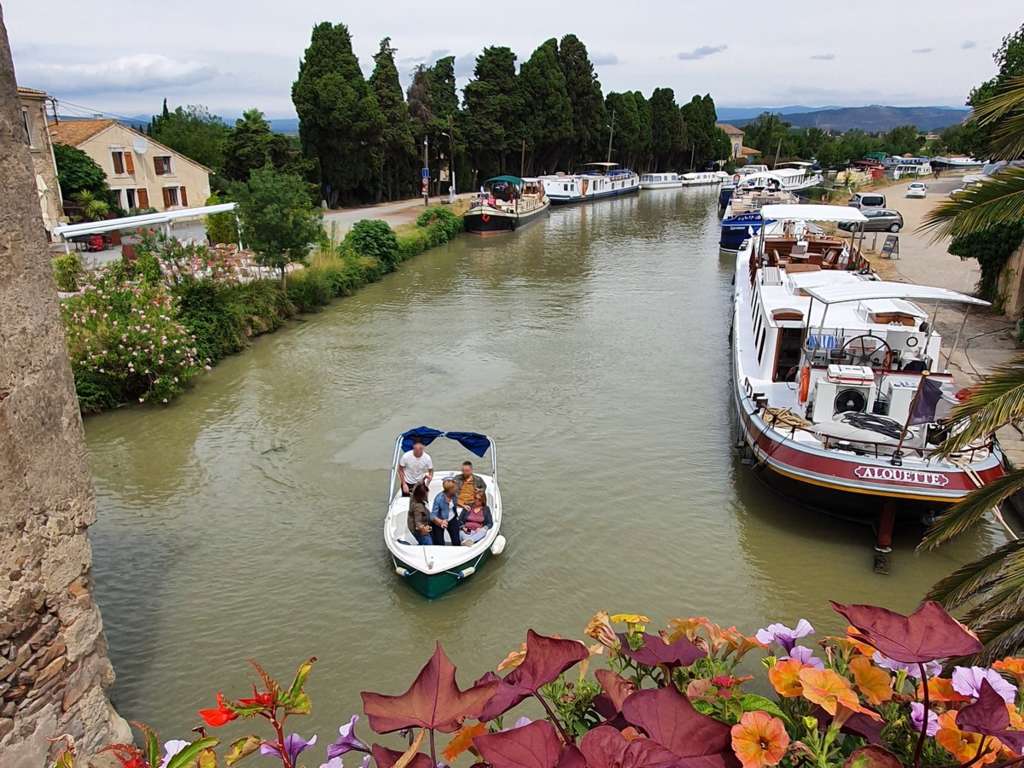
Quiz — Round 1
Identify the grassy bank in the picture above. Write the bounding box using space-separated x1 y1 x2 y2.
63 207 463 413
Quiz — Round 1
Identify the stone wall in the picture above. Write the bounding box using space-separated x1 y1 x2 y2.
0 10 130 767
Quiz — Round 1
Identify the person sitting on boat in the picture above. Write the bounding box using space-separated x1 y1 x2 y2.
398 439 433 497
430 479 461 546
458 489 493 546
453 461 486 512
407 483 432 545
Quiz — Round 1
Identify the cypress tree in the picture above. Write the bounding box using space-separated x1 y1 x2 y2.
519 38 573 174
649 88 683 171
370 37 417 200
557 34 607 168
464 46 523 178
292 22 385 206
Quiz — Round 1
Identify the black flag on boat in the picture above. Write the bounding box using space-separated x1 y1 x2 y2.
909 377 944 425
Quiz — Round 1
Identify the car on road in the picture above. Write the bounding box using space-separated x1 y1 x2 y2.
838 208 904 233
848 192 887 209
906 182 928 198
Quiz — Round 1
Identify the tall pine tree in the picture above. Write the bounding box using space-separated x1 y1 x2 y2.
557 34 606 168
463 46 523 179
292 22 385 206
649 88 684 170
519 38 573 174
370 37 417 201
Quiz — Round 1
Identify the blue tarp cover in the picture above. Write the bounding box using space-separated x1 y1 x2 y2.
401 426 491 457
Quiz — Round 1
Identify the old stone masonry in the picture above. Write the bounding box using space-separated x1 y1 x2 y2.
0 9 130 767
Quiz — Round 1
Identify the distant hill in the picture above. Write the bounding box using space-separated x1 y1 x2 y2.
268 118 299 135
727 105 969 132
716 105 839 121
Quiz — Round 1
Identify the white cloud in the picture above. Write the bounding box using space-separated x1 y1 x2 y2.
677 45 727 61
592 52 620 66
911 48 934 54
810 53 836 61
21 53 217 94
961 40 977 49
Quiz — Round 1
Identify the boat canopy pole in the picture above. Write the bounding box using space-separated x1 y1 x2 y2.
387 437 402 506
490 438 498 483
944 305 972 369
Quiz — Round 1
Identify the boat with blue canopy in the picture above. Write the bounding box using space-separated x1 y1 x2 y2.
385 427 506 598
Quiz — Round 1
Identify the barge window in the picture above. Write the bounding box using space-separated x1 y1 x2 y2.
757 328 767 364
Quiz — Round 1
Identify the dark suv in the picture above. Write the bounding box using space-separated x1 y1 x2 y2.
838 208 904 233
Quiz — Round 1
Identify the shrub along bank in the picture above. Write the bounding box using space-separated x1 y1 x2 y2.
61 207 463 413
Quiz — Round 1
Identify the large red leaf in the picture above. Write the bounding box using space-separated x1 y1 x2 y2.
957 680 1024 754
579 725 680 768
478 631 589 721
621 687 737 766
473 720 564 768
361 644 499 734
616 633 706 668
370 744 435 768
830 601 981 664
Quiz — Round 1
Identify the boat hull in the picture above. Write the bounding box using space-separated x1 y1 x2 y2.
397 550 491 598
464 202 549 235
548 185 640 205
640 181 683 190
720 213 768 250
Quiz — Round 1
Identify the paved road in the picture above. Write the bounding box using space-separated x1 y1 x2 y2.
322 193 473 238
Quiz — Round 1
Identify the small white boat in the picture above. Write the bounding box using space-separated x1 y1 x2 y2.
464 176 550 235
640 172 682 190
385 428 506 598
680 171 723 187
541 163 641 204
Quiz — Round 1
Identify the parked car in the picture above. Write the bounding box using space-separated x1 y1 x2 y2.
848 192 887 209
905 182 928 198
838 208 904 233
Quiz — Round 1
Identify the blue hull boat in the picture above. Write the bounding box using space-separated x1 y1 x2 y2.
720 212 771 251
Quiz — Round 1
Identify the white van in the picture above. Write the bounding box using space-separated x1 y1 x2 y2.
848 192 887 210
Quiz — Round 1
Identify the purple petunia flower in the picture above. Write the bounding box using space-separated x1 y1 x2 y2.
952 666 1018 703
327 715 370 759
261 733 317 765
755 620 814 653
788 645 824 669
873 653 942 679
910 702 939 736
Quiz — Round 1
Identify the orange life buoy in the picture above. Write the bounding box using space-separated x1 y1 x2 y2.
481 212 490 223
798 365 811 404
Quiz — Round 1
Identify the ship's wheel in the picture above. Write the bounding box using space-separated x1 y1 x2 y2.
841 334 893 369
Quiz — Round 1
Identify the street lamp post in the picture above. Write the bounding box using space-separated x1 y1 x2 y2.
422 135 429 207
443 114 456 204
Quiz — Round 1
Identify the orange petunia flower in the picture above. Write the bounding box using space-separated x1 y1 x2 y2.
496 643 527 672
769 659 806 698
936 711 1001 765
918 677 971 703
845 626 878 657
584 611 618 649
666 616 715 643
849 656 893 706
798 668 860 716
731 711 791 768
994 658 1024 687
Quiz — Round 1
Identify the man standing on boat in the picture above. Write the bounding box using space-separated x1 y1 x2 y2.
399 439 434 497
453 461 486 512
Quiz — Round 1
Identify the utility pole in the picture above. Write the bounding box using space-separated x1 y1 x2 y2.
520 138 526 177
606 109 616 164
422 135 429 207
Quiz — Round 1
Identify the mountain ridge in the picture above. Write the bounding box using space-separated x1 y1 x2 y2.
720 104 969 132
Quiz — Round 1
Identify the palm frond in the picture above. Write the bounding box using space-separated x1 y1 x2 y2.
936 355 1024 455
918 468 1024 549
967 607 1024 664
972 75 1024 160
925 538 1024 607
963 565 1024 626
918 167 1024 241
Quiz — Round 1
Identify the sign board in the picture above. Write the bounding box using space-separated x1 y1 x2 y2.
854 465 949 487
439 169 450 182
881 234 899 259
421 167 430 179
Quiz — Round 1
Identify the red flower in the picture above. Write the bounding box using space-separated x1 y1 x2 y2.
199 692 238 727
237 686 275 710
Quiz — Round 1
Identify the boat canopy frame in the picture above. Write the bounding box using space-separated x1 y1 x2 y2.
387 427 499 505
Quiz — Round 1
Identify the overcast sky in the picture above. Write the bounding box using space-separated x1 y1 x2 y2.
5 1 1022 119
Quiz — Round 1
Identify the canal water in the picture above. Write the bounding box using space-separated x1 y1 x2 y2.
85 187 1004 741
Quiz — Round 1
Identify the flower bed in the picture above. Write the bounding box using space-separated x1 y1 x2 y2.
54 600 1024 768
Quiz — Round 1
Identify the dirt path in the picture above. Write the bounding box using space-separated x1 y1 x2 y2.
322 193 474 238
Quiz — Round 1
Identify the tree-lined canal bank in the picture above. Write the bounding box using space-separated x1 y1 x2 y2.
84 187 1006 740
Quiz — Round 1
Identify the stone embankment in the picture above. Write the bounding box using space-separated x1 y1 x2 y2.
1 11 129 766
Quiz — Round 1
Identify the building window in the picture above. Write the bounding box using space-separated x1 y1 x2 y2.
154 156 173 175
137 188 150 208
162 186 179 207
111 150 134 175
125 188 137 210
21 108 32 146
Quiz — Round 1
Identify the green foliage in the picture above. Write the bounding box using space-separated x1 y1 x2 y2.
416 206 463 240
519 39 573 173
345 219 400 270
222 109 274 183
463 46 524 179
52 253 82 292
650 88 684 170
558 34 607 167
62 268 200 410
73 189 110 222
205 193 239 245
292 22 385 206
53 143 109 199
370 38 418 201
235 166 323 278
149 102 229 171
968 22 1024 157
948 221 1024 302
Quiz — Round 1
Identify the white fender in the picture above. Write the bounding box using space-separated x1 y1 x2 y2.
459 566 476 579
395 566 411 577
490 535 507 556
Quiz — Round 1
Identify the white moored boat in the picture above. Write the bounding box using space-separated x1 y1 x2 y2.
680 171 725 187
385 428 506 598
541 163 640 204
640 172 682 190
732 203 1005 544
464 176 550 236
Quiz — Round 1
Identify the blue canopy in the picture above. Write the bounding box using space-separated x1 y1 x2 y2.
401 426 491 457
